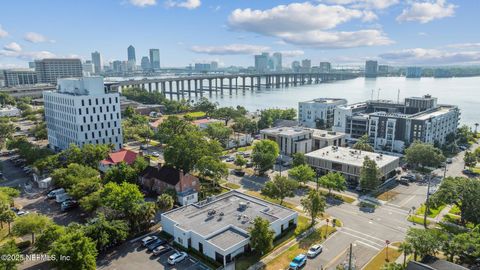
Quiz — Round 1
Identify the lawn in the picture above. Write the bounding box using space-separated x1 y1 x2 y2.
407 215 431 226
184 111 206 119
363 246 402 270
449 205 461 215
244 190 299 211
376 190 399 201
415 204 446 218
224 182 241 189
266 225 337 270
307 186 356 204
237 145 254 152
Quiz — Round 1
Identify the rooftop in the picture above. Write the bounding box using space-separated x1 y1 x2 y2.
301 98 347 104
100 148 138 165
261 126 313 137
163 190 296 239
192 118 222 125
206 227 249 250
312 129 346 139
413 106 457 120
306 146 399 167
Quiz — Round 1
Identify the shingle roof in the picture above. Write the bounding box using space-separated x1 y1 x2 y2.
100 149 138 165
139 166 181 186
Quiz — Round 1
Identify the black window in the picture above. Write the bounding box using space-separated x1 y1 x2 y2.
81 100 85 106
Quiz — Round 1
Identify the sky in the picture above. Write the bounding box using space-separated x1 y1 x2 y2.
0 0 479 69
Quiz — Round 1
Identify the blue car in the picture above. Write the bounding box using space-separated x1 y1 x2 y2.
289 254 307 270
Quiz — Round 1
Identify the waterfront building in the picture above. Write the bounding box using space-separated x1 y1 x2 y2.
311 129 347 150
141 56 151 71
406 67 422 78
127 45 136 71
272 52 282 71
194 63 211 72
301 59 311 72
91 51 102 74
82 61 94 76
161 190 298 265
365 60 378 78
306 146 400 183
260 126 313 155
298 98 348 128
210 61 218 70
291 61 301 72
43 77 123 151
112 60 123 73
333 95 460 152
254 53 269 73
378 65 390 75
34 58 83 84
319 62 331 73
149 49 160 70
3 69 37 87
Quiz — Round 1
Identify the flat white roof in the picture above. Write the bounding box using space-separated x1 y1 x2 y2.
306 146 399 168
312 129 346 140
261 126 313 137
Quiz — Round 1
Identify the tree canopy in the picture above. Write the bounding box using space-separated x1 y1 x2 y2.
288 164 316 185
301 189 326 226
318 172 346 195
261 174 298 205
252 140 279 175
352 134 374 152
292 152 307 167
405 141 445 169
249 217 275 255
359 156 381 191
13 213 53 244
257 108 296 129
48 230 98 270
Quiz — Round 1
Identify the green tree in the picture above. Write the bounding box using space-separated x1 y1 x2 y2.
398 242 413 267
261 174 298 205
405 228 443 261
381 263 404 270
249 217 275 255
59 143 110 168
0 240 22 270
456 125 474 145
83 213 129 251
359 156 381 191
130 201 157 233
205 122 233 145
137 125 154 144
0 93 16 106
257 108 296 129
431 177 480 225
292 152 307 167
156 193 175 212
0 120 14 149
51 163 100 199
405 141 445 169
194 97 218 116
0 210 16 235
12 213 52 244
31 122 47 140
318 172 346 195
0 187 20 200
288 164 316 185
232 116 257 134
35 224 65 253
464 151 477 168
196 156 228 186
301 189 326 226
123 106 136 118
211 107 243 125
252 140 279 175
234 154 247 170
164 129 222 173
156 116 196 144
103 162 137 184
49 231 97 270
352 134 374 152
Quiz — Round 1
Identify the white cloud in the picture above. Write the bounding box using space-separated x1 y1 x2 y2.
397 0 456 23
325 0 399 10
0 25 8 38
24 32 53 43
279 50 305 57
191 44 270 55
3 42 22 52
165 0 200 9
379 48 480 65
445 43 480 50
0 49 56 60
129 0 157 7
228 2 392 48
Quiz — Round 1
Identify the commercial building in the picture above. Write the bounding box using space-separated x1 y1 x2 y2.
365 60 378 78
311 129 347 150
91 51 102 74
127 45 136 71
261 126 313 155
141 56 151 71
210 61 218 70
301 59 311 72
82 61 94 76
291 61 301 72
378 65 390 75
333 95 460 152
406 67 422 78
161 190 298 265
43 77 123 151
0 106 21 117
194 63 211 72
319 62 331 73
34 58 83 84
306 146 400 183
3 69 37 87
272 52 282 71
254 53 269 73
298 98 348 128
149 49 160 70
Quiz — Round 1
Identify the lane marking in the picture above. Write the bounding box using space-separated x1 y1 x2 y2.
355 240 381 251
342 227 387 243
338 230 384 248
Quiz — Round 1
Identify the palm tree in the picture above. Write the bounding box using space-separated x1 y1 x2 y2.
475 123 479 135
398 242 413 267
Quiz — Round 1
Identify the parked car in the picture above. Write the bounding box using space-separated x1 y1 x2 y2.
245 162 254 168
61 200 78 211
17 210 30 216
146 239 166 252
234 170 245 176
225 157 234 162
152 245 172 256
140 144 148 150
167 251 187 265
289 254 307 270
462 169 478 176
446 158 453 164
55 193 72 203
47 188 65 199
459 146 467 151
141 235 158 247
151 151 160 157
307 245 323 258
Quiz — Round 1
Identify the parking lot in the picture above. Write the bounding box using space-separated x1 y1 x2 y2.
97 233 209 270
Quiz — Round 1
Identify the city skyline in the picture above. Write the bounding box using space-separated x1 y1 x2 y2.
0 0 479 68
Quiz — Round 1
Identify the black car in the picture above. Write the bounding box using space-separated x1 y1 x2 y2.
146 239 166 252
61 200 79 211
152 245 172 256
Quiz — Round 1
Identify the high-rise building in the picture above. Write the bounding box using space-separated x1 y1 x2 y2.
210 61 218 70
43 77 123 151
254 53 269 73
298 98 348 129
301 59 311 72
82 61 94 76
91 51 102 74
194 63 211 72
34 58 83 85
149 49 160 70
112 61 122 73
3 69 37 87
406 67 422 78
319 62 331 73
272 52 282 72
378 65 389 75
141 56 151 71
291 61 301 72
365 60 378 78
127 45 136 71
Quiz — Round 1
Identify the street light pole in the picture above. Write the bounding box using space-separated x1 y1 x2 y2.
424 174 431 229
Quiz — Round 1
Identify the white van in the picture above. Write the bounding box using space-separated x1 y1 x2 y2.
47 188 65 199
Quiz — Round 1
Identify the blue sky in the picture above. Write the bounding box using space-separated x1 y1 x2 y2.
0 0 479 68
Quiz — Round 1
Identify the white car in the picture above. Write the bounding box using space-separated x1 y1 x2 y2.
167 251 187 265
151 151 160 157
307 244 323 258
141 235 158 247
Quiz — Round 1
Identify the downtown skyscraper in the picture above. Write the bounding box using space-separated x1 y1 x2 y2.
127 45 136 71
149 49 160 70
91 51 102 74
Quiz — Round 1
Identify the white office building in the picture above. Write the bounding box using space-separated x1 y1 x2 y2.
299 98 348 128
44 77 123 151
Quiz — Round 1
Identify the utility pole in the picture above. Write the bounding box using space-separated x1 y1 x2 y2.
348 243 353 270
424 174 431 229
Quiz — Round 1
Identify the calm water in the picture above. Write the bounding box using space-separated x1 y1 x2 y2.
192 76 480 127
